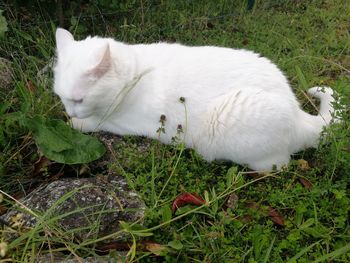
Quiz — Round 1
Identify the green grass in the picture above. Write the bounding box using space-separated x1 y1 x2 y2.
1 0 350 262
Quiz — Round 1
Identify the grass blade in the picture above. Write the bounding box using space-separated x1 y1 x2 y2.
295 65 309 90
311 243 350 263
263 236 276 263
287 240 321 263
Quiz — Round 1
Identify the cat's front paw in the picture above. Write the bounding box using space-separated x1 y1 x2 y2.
71 117 99 132
71 117 85 131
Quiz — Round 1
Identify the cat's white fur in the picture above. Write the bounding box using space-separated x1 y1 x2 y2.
54 28 337 171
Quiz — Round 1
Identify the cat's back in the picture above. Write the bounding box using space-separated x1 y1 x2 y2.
132 41 266 66
130 42 290 96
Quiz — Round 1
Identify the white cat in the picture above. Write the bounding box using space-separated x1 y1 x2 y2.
54 28 338 171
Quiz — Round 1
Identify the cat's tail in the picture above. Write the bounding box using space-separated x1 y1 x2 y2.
307 86 336 124
295 86 339 150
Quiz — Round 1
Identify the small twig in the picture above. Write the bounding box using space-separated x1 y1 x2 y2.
140 0 145 28
0 190 39 218
57 0 64 27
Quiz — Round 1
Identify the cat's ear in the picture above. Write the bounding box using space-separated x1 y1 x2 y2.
56 28 74 52
87 43 111 79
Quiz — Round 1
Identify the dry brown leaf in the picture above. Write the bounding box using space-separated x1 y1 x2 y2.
26 80 36 93
298 177 313 191
33 156 52 176
245 201 285 226
145 242 168 256
238 215 253 223
96 242 131 253
95 241 167 256
0 205 7 215
341 147 350 153
245 201 259 210
242 39 249 45
268 207 285 226
245 172 262 178
172 192 206 213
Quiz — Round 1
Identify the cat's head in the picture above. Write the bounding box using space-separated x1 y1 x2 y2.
54 28 117 119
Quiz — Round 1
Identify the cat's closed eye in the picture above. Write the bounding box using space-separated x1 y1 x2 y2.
72 99 83 104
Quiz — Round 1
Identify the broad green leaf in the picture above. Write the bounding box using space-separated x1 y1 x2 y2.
119 220 131 231
25 116 105 164
204 190 210 204
299 218 314 230
161 205 172 222
133 231 153 237
129 223 154 237
168 240 183 250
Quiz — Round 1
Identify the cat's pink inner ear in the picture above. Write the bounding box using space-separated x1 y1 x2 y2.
56 28 74 51
89 43 111 79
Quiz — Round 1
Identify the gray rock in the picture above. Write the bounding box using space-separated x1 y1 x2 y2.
0 57 13 90
35 253 126 263
37 56 55 86
1 174 146 241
